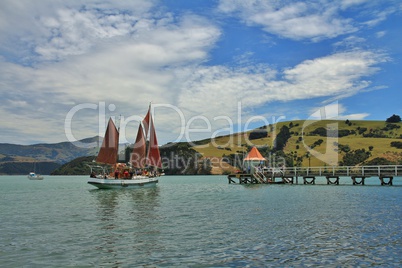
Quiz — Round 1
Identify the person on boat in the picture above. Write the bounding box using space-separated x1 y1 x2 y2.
129 169 134 179
123 170 129 179
114 169 119 179
143 169 148 176
90 171 96 178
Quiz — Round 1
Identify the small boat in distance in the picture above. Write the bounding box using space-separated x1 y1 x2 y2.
28 172 44 180
27 162 44 180
87 103 162 189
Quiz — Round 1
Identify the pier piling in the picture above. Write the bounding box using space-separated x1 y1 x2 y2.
326 176 340 185
303 176 316 185
351 176 366 185
380 176 393 186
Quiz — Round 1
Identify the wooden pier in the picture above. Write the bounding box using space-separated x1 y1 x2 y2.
227 165 402 186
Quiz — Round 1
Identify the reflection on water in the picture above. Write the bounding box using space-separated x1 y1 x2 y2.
89 188 161 264
90 189 118 229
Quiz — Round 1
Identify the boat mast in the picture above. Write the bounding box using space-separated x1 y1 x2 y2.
117 114 122 132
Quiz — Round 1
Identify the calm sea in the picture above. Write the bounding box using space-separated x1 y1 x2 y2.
1 175 401 267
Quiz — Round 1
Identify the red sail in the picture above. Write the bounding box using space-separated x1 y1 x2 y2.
96 118 119 164
146 114 162 168
131 123 146 168
142 106 151 138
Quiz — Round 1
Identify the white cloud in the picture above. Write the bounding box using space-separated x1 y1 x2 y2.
175 50 386 135
333 36 366 50
0 0 157 63
307 102 369 120
282 51 385 91
0 0 392 145
375 31 386 38
340 0 369 9
337 113 369 120
217 0 357 41
363 9 395 27
0 4 222 144
190 50 385 105
217 0 399 42
35 8 138 61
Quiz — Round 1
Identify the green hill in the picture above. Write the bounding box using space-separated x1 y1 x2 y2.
51 156 95 175
192 120 402 168
0 137 99 175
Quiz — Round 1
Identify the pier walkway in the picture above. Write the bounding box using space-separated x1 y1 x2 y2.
227 165 402 186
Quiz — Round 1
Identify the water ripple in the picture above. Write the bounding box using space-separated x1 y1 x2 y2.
1 175 402 266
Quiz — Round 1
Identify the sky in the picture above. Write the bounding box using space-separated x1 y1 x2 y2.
0 0 401 147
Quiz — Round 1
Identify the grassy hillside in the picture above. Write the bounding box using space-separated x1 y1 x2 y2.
192 120 402 168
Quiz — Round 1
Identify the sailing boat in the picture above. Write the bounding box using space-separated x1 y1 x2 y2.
87 104 161 189
27 162 44 180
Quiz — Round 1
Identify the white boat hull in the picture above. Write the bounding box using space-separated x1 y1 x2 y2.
87 176 158 189
28 173 44 180
28 176 44 180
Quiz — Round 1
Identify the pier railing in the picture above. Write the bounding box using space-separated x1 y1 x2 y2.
273 165 402 177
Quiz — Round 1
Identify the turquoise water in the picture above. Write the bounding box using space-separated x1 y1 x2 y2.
1 175 402 267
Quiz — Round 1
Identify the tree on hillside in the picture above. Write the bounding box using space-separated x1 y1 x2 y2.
274 125 291 151
249 128 268 140
340 149 371 166
386 114 401 123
